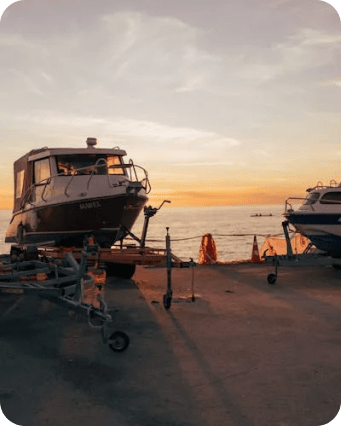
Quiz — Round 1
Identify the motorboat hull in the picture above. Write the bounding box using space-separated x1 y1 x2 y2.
284 211 341 257
6 193 147 247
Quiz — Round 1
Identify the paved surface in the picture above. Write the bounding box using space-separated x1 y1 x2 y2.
0 262 340 426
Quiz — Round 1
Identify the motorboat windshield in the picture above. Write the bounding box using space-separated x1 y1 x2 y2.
302 192 320 206
56 154 125 176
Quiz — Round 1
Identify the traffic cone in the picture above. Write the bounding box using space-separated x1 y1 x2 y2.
251 235 261 262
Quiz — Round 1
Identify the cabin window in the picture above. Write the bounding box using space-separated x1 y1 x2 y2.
320 192 341 204
303 192 319 205
107 156 124 175
56 155 124 176
15 170 25 198
34 158 51 185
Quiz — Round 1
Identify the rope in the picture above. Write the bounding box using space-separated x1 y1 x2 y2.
126 231 288 243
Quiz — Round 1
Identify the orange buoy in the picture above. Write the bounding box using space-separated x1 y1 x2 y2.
251 235 261 262
198 233 218 264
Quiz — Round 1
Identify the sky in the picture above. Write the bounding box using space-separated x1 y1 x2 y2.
0 0 340 209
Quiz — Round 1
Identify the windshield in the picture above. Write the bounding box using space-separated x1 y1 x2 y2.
303 192 320 205
56 154 124 176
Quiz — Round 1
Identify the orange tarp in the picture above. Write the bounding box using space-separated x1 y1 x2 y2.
198 233 218 264
260 234 311 257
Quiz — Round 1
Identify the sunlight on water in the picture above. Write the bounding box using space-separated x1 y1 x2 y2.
0 204 286 261
0 210 12 254
131 204 286 262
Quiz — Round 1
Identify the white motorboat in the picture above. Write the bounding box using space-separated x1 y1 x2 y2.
283 180 341 257
5 137 150 248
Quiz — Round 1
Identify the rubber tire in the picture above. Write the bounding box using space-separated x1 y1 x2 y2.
106 262 136 279
332 263 341 270
108 331 130 352
267 273 277 285
163 294 172 310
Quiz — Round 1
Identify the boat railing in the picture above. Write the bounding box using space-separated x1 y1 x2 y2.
285 197 315 212
63 158 151 197
306 180 340 192
19 177 51 209
84 158 150 194
19 158 151 207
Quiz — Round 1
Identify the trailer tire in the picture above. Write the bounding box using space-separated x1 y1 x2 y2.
267 273 277 285
163 294 172 310
106 262 136 279
332 263 341 270
108 331 130 352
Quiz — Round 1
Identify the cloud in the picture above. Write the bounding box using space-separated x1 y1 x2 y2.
16 111 238 144
13 111 241 165
172 161 234 166
252 149 273 159
100 12 220 93
234 27 341 86
0 9 224 124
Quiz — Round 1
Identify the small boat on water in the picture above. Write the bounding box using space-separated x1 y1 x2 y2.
5 137 150 248
250 213 273 217
284 180 341 257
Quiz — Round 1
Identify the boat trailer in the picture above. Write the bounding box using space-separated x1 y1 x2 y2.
263 220 341 285
0 241 131 352
1 202 196 352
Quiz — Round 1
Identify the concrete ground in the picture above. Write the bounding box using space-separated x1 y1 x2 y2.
0 261 340 426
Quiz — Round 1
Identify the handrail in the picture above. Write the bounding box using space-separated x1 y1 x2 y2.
285 197 315 212
86 158 107 190
19 158 151 206
41 178 51 202
108 161 151 194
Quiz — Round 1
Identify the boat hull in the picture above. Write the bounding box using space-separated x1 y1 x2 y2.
284 212 341 257
6 193 147 247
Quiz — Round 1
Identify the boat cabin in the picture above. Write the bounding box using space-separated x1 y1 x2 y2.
12 138 127 213
303 190 341 206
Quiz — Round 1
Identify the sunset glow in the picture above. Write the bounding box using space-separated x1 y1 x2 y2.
0 0 340 210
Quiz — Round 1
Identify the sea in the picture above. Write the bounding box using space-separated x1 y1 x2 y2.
0 204 286 262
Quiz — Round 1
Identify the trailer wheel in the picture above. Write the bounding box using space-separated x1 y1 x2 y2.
163 294 172 310
106 263 136 279
267 273 277 285
108 331 130 352
332 263 341 270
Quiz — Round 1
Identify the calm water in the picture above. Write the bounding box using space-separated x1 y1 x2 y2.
0 204 286 261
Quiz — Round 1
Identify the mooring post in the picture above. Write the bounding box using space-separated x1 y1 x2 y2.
163 227 173 310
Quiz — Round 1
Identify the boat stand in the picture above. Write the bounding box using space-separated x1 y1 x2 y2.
0 242 129 353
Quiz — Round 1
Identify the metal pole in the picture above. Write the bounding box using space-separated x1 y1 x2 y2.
282 220 293 257
190 258 195 302
163 227 173 310
140 213 151 248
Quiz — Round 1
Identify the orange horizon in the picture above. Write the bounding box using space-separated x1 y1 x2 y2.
0 187 306 210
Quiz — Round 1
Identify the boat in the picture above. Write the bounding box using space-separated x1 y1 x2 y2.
250 213 273 217
283 180 341 257
5 137 150 248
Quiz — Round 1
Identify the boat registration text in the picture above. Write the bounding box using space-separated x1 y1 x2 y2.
79 201 102 210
